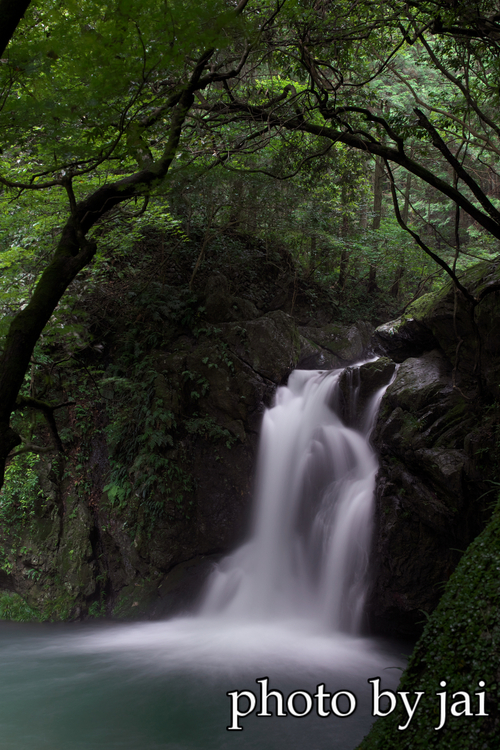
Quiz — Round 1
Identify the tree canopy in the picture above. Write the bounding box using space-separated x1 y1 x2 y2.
1 0 500 485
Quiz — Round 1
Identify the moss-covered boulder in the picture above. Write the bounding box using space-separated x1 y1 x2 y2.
369 347 489 635
374 258 500 397
367 261 500 636
358 499 500 749
0 270 319 620
222 310 302 383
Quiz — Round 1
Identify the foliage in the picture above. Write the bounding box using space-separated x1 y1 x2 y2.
51 271 239 535
0 453 42 574
2 0 500 489
102 365 195 522
0 591 42 622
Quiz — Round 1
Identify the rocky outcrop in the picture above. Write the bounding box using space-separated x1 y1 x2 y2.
368 260 500 635
8 243 500 634
373 258 500 396
4 306 302 619
299 320 374 365
336 357 396 429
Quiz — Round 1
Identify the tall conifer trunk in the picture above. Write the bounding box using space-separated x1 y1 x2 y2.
369 155 384 293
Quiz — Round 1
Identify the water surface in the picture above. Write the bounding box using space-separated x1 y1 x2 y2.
0 619 407 749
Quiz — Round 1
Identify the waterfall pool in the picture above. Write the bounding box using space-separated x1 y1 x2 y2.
0 619 408 749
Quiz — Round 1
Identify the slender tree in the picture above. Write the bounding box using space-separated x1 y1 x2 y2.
0 0 254 486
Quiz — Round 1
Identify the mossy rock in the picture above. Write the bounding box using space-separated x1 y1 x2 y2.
225 310 301 382
358 498 500 749
374 258 500 397
111 577 160 620
0 591 42 622
298 321 373 362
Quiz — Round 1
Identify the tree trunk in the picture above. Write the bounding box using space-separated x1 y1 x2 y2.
0 68 205 489
0 228 96 485
309 234 317 275
390 266 404 297
338 187 350 288
0 0 32 57
368 155 384 293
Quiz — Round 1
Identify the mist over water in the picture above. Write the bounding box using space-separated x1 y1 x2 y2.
0 367 406 749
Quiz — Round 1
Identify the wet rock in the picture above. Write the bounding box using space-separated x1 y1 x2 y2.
298 321 374 363
297 336 343 370
336 358 396 429
384 350 452 411
148 555 219 619
369 349 488 636
372 258 500 397
360 504 500 749
224 310 301 383
373 310 438 363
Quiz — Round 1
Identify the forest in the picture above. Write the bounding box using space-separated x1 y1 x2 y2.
1 0 500 748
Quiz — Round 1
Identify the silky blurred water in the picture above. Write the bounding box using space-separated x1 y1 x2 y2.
0 367 407 749
0 620 407 749
201 368 386 632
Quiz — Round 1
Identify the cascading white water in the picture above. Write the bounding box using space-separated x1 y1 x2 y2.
200 366 387 633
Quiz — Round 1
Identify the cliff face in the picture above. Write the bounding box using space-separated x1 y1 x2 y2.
358 501 500 749
357 261 500 747
368 259 500 634
0 234 374 621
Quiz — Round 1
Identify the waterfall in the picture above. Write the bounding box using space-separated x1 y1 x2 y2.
200 366 387 634
28 365 403 750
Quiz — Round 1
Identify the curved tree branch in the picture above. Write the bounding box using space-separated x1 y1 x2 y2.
211 99 500 241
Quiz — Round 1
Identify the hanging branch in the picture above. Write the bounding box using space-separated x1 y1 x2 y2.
413 109 500 226
385 161 488 397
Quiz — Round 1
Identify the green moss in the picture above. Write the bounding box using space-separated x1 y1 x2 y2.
405 292 438 322
357 498 500 749
462 259 499 295
0 589 75 622
88 600 106 619
112 579 158 619
0 453 43 573
399 411 422 445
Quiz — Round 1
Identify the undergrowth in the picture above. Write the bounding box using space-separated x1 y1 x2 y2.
0 454 42 574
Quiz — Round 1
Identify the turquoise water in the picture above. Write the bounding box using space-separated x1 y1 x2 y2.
0 619 407 750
